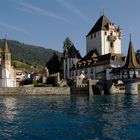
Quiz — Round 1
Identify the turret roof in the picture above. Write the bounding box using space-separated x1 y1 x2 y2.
86 15 112 37
122 40 140 69
2 39 10 53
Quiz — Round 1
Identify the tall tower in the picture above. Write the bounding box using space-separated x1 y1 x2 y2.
0 39 16 87
86 15 122 55
1 39 11 69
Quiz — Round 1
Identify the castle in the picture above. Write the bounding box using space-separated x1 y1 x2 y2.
64 15 125 80
63 15 140 94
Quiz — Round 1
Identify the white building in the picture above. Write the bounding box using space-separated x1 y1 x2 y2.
0 39 16 87
86 15 122 55
63 45 82 79
68 15 125 80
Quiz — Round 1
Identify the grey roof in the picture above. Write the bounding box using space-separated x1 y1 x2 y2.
71 52 123 70
79 49 99 61
86 15 112 37
68 45 82 59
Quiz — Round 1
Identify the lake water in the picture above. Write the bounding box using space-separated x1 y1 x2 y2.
0 95 140 140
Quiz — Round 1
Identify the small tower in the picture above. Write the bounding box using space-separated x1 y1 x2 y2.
86 15 122 55
111 37 140 94
1 39 11 69
122 39 140 94
63 45 82 79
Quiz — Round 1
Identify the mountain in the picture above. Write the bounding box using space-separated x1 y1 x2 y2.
0 39 62 68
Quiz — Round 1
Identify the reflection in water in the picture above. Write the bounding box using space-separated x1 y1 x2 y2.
0 95 140 140
3 97 17 120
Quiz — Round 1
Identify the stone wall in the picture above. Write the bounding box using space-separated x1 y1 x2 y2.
70 87 89 95
0 87 70 96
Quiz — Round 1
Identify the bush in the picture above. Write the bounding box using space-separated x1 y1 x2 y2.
20 79 32 85
67 78 74 87
46 76 57 86
34 83 48 87
138 84 140 91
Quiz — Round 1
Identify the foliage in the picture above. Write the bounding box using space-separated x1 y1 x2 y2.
63 37 73 58
47 76 59 87
20 79 33 86
46 52 63 74
12 60 31 69
67 78 74 87
136 49 140 64
138 84 140 91
0 39 62 68
34 83 48 87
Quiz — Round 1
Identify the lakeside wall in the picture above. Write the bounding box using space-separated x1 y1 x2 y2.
0 87 70 96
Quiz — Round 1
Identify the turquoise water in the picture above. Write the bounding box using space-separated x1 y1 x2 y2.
0 95 140 140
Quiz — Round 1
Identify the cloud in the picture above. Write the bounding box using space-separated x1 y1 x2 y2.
11 0 71 24
0 21 31 35
56 0 91 24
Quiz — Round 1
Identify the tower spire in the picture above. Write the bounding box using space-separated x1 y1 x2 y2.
123 38 140 68
3 38 10 53
130 33 131 42
103 8 104 16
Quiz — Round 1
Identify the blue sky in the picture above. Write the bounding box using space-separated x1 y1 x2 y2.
0 0 140 56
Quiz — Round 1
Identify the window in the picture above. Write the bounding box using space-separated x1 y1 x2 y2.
2 55 5 60
94 33 96 38
110 42 114 48
91 67 94 73
91 34 93 39
105 32 107 35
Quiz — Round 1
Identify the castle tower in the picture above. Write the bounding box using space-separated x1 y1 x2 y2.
122 39 140 94
86 15 122 55
111 38 140 94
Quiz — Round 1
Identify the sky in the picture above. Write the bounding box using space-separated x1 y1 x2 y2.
0 0 140 56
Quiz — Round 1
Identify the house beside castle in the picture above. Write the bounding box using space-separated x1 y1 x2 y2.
0 39 16 87
63 45 82 79
64 15 126 80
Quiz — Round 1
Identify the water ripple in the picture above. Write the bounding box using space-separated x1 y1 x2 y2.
0 95 140 140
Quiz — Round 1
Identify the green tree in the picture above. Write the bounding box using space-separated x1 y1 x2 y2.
46 52 62 74
63 37 73 58
136 49 140 64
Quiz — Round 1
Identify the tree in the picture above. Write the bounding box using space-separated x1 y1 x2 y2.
63 37 73 58
46 52 62 74
136 49 140 64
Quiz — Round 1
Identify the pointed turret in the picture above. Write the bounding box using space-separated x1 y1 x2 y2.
1 39 11 66
123 40 140 69
3 39 10 53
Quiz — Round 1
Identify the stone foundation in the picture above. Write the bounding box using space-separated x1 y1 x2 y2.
125 82 139 95
0 87 70 96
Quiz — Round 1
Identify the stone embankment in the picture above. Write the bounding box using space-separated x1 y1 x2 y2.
0 87 70 96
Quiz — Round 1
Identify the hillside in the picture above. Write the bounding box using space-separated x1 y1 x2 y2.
0 39 62 68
